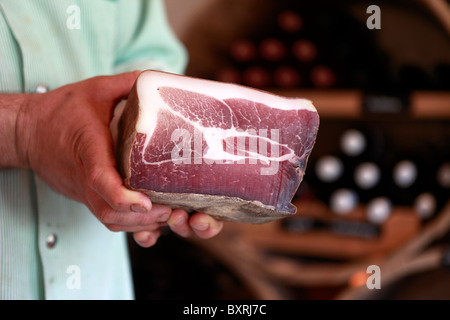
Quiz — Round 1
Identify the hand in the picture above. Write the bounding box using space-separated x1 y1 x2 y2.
13 71 223 247
134 211 224 247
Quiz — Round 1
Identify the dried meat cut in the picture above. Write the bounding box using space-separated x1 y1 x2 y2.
115 71 319 223
115 70 319 223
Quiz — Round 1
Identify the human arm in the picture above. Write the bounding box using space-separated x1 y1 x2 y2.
0 71 222 247
0 93 27 168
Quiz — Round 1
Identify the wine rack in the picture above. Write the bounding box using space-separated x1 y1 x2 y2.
173 0 450 299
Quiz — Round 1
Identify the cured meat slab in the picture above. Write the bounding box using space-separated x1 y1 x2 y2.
115 70 319 223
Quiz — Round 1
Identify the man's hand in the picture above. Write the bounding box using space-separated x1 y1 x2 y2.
5 71 223 247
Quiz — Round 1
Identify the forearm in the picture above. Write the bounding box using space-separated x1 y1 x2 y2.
0 93 29 168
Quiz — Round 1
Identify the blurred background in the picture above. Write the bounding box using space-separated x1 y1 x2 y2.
128 0 450 300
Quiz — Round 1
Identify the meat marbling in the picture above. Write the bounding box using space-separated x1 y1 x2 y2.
115 70 319 223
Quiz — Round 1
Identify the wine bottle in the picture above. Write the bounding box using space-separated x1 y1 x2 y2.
434 160 450 213
277 10 303 33
412 159 448 221
390 158 421 206
273 65 302 88
259 38 287 62
310 65 336 88
313 154 344 184
353 161 383 203
393 159 418 189
365 196 393 225
339 124 385 162
311 154 346 205
340 128 368 158
230 39 257 63
329 188 359 215
215 66 241 84
393 143 440 209
241 66 272 88
413 192 438 221
292 39 317 63
339 124 386 204
436 161 450 189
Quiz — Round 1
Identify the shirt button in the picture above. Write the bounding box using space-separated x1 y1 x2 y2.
35 83 48 93
46 233 57 249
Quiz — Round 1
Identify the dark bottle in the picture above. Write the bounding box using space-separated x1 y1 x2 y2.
229 39 257 63
241 66 272 89
436 161 450 190
339 128 368 158
393 159 418 189
338 124 385 163
292 39 317 63
413 192 438 221
339 124 386 204
273 65 302 88
365 196 393 225
314 154 345 184
390 157 423 207
393 144 441 210
433 160 450 214
259 38 287 62
277 10 303 33
310 154 346 205
329 188 359 216
412 158 449 222
310 64 337 88
352 161 384 203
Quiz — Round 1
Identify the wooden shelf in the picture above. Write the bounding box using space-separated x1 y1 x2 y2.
220 199 422 261
272 89 364 118
271 89 450 119
410 91 450 118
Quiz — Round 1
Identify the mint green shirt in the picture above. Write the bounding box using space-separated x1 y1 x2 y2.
0 0 187 299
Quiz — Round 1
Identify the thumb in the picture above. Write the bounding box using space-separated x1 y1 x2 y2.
90 70 142 102
112 70 142 97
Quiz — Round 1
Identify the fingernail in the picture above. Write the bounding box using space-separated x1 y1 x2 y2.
151 205 171 221
174 217 185 226
169 216 185 227
134 232 150 243
131 204 148 214
194 223 209 231
156 211 171 222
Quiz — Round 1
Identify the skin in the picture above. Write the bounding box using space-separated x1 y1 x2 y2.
0 71 223 248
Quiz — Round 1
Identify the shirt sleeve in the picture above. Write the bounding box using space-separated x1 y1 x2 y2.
113 0 188 75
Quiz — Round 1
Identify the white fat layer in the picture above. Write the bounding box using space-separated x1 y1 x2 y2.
135 70 315 164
